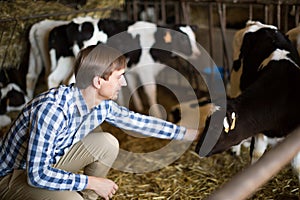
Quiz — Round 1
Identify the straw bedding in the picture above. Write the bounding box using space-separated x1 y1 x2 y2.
0 85 298 199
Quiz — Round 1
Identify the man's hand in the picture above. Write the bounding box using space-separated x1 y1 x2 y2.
86 176 118 200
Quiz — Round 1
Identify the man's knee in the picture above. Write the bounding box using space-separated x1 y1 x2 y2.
82 132 119 161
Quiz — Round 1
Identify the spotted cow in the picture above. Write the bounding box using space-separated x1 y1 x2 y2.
195 28 300 183
35 18 201 118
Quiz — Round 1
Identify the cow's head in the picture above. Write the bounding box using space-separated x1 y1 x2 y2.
170 25 201 59
66 21 94 49
152 25 201 60
195 106 246 157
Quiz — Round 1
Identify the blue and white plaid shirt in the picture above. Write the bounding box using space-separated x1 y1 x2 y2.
0 84 186 191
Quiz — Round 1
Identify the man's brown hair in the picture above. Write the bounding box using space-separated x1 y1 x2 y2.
74 44 126 89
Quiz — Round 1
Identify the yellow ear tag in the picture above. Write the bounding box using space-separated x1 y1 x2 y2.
230 112 236 130
164 31 172 43
223 117 230 133
223 112 237 133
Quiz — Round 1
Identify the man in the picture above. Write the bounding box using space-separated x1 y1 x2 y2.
0 44 199 200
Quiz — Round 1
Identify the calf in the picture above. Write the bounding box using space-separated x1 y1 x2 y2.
46 18 201 118
26 19 70 98
47 16 105 89
0 83 29 128
196 48 300 183
0 63 29 128
228 21 295 161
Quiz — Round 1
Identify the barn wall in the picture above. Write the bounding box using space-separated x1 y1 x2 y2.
1 0 300 93
122 0 300 91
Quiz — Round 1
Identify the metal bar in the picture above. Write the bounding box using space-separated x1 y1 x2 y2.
206 127 300 200
174 2 180 24
208 3 214 58
181 0 190 24
277 2 281 29
296 5 300 26
126 2 132 20
264 4 269 23
161 0 166 24
133 0 139 21
283 4 288 32
249 4 253 21
217 2 230 85
154 1 160 24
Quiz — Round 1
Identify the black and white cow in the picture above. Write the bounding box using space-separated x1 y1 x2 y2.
229 21 277 158
0 68 29 128
26 18 70 98
195 39 300 182
227 21 295 161
1 33 32 127
45 18 201 118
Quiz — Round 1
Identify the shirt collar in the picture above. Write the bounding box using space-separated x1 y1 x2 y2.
73 86 89 116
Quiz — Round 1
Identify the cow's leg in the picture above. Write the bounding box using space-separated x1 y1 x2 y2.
137 64 165 118
231 144 242 156
124 72 144 112
142 83 163 118
26 46 43 98
48 57 74 89
251 133 268 164
291 152 300 187
27 27 45 98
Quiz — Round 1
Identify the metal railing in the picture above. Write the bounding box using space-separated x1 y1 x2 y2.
207 126 300 200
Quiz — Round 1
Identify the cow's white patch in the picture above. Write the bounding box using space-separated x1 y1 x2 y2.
72 16 94 24
179 26 201 58
128 21 157 48
73 18 108 57
259 48 300 70
1 83 29 112
48 56 75 88
1 83 24 97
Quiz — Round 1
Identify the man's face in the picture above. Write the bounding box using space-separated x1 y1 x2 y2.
98 69 127 100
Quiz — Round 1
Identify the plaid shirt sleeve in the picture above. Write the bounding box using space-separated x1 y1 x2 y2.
105 101 186 139
27 102 88 191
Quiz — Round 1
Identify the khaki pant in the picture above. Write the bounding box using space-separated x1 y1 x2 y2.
0 132 119 200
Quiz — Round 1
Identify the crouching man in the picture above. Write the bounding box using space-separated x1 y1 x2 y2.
0 44 199 200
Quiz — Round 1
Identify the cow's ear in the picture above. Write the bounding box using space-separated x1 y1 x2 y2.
190 25 199 32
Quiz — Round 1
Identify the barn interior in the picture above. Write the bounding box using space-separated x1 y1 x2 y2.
1 0 300 199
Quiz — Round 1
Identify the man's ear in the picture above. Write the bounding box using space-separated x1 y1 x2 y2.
92 76 102 89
